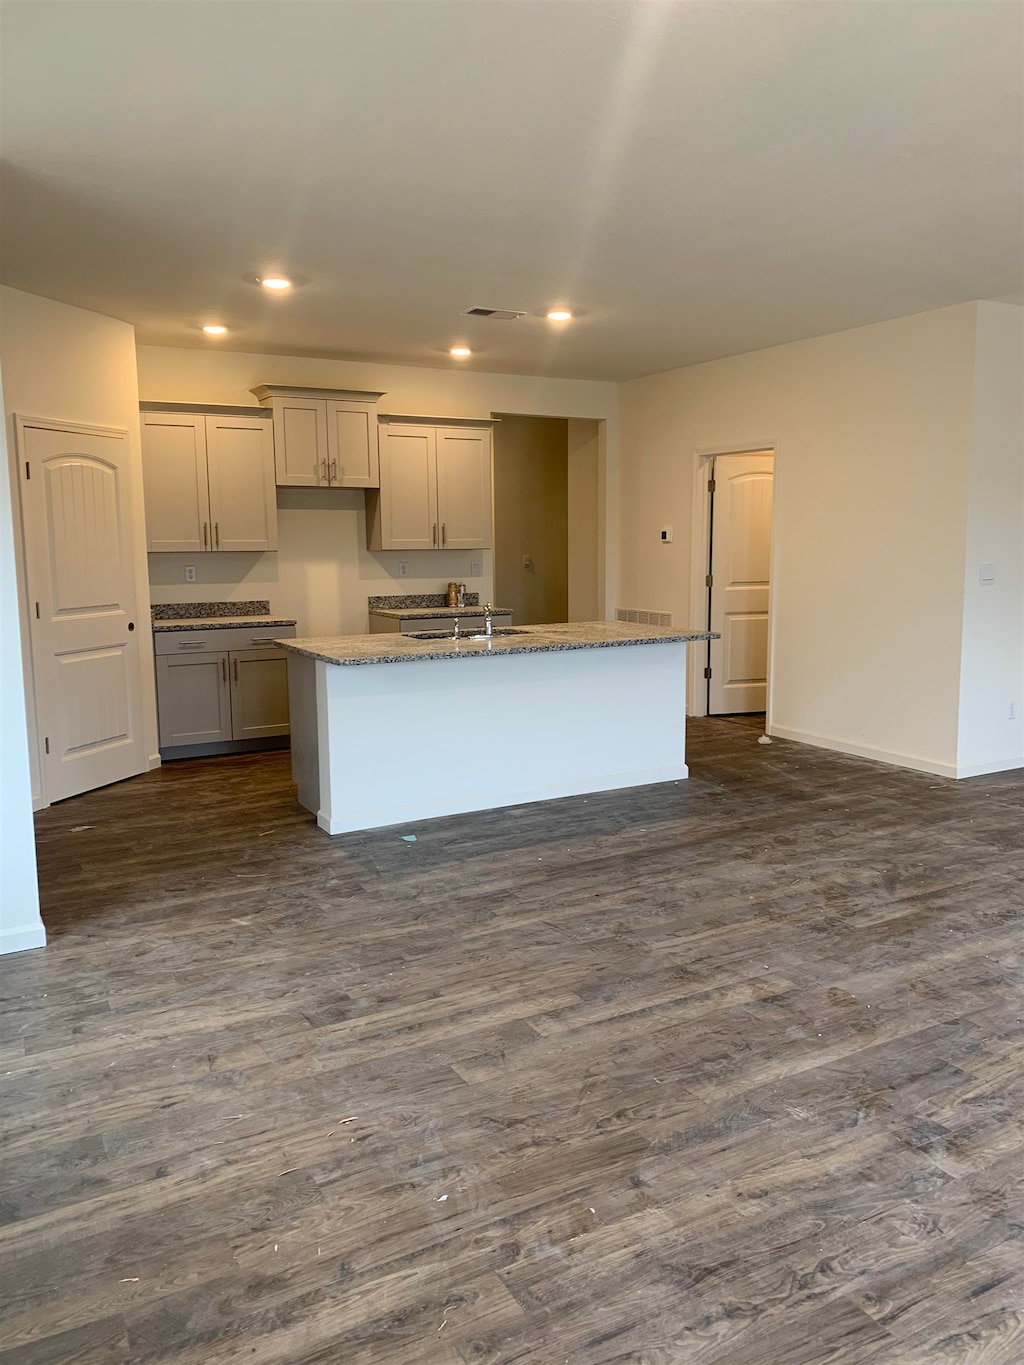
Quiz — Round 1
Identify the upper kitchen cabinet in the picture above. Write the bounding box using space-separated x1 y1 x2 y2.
251 385 385 488
366 419 493 551
141 408 277 553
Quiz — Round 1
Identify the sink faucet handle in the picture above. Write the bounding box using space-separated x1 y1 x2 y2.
484 602 493 636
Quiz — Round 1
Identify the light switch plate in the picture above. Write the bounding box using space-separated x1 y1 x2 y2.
980 562 996 586
470 560 482 577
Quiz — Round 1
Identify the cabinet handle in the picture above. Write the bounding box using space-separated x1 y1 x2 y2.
203 522 208 548
179 641 205 650
221 658 227 682
214 522 220 549
442 522 447 546
432 523 437 546
321 459 328 484
331 459 338 483
233 657 239 683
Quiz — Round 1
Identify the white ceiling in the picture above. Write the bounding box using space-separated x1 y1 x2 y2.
2 0 1021 381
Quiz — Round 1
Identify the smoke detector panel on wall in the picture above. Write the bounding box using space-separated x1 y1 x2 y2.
461 307 527 320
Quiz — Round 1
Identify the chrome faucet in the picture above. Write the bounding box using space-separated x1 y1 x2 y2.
484 602 493 638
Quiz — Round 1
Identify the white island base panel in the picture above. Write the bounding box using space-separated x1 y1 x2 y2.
288 641 690 835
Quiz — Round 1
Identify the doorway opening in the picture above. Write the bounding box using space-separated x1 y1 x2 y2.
491 415 601 625
690 448 775 717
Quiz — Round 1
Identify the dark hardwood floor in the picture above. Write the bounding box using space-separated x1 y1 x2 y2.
2 720 1022 1364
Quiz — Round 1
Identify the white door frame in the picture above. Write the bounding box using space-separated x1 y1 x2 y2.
687 440 780 723
13 414 136 809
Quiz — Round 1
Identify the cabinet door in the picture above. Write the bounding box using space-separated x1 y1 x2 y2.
206 415 278 551
271 396 329 487
436 427 492 549
228 648 290 739
326 401 379 487
376 424 438 550
140 413 211 552
156 651 231 747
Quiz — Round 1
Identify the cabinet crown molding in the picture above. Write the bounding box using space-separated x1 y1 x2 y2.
141 402 269 417
251 384 386 404
378 414 499 428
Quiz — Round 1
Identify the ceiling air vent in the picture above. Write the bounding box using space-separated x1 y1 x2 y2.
462 307 527 320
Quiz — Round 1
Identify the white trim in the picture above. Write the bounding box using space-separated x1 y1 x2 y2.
770 724 959 778
148 753 162 771
316 764 690 835
0 926 47 956
955 756 1024 780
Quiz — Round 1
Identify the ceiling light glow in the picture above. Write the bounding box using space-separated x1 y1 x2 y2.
202 324 228 335
260 276 292 291
546 308 573 322
449 345 472 358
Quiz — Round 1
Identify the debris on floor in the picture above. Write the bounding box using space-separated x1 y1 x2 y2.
401 834 417 842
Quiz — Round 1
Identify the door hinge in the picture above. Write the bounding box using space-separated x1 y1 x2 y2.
44 737 50 754
34 601 40 619
704 666 712 680
25 461 31 480
705 573 713 588
707 477 715 493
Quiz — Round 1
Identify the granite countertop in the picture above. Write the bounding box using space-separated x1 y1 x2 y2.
277 621 717 666
152 616 298 633
368 605 513 619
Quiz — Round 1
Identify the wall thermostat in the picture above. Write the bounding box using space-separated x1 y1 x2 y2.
660 526 673 543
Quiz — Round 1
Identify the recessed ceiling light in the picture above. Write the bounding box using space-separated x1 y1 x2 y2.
202 324 228 335
449 345 472 358
259 276 292 291
546 308 573 322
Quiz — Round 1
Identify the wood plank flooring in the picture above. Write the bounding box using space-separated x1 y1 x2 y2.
2 719 1022 1364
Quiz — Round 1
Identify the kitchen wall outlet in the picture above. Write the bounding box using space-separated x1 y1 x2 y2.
522 554 534 571
398 561 408 577
1010 701 1017 721
470 560 481 577
184 565 197 583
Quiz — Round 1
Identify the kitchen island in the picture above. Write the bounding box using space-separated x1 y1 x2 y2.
279 622 716 835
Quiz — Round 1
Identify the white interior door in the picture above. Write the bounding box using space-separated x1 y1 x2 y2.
19 421 147 802
708 451 774 714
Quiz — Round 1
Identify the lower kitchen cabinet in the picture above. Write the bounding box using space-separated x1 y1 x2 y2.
154 625 295 758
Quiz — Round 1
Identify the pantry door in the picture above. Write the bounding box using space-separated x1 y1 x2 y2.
18 419 147 802
708 451 774 714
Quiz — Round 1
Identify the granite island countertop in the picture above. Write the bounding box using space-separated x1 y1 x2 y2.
368 604 514 619
277 621 717 666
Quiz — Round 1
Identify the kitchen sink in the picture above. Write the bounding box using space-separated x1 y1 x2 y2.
403 627 529 641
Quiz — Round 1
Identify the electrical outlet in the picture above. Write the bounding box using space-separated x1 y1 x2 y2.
470 560 481 577
184 565 197 583
1010 701 1017 721
398 561 408 578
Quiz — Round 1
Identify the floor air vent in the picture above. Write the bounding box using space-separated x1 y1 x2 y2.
617 608 673 627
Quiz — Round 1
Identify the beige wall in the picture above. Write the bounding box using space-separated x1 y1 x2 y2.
137 346 617 635
1 287 159 803
567 419 601 620
957 301 1024 775
493 415 569 625
619 304 982 775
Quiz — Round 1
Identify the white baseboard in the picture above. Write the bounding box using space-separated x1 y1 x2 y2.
0 925 47 955
955 755 1024 780
769 725 958 779
317 763 690 836
148 753 162 771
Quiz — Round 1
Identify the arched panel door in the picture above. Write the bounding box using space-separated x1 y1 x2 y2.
708 452 774 715
19 421 146 802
